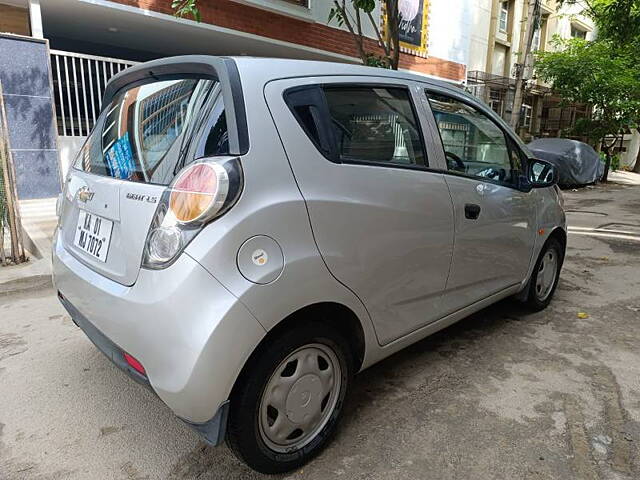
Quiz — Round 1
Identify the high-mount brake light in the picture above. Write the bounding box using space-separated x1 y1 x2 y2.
142 157 243 270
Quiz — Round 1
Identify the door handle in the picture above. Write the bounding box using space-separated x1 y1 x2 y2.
464 203 481 220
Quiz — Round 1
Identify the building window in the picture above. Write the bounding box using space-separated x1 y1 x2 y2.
532 16 547 52
520 104 533 128
499 1 509 32
489 88 505 117
532 26 541 51
571 26 587 39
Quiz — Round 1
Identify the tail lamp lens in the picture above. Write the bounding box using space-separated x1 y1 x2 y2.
169 163 228 223
142 157 243 270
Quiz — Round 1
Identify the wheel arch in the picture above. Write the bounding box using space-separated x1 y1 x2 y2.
516 226 567 302
548 226 567 255
229 301 366 400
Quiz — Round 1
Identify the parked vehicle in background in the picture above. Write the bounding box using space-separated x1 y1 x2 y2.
528 138 605 187
53 56 566 474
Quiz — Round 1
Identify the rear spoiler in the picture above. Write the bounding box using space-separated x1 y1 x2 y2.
103 55 249 156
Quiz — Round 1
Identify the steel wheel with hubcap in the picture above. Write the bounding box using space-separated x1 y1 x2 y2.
259 343 341 453
226 323 352 474
535 249 558 301
525 236 564 310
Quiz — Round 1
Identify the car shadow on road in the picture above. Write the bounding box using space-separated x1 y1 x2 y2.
339 297 541 433
356 296 536 370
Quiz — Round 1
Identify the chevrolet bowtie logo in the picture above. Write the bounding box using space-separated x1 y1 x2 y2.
77 187 95 203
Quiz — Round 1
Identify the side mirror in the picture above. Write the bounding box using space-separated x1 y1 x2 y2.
528 159 557 188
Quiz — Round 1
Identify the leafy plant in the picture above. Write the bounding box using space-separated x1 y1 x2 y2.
599 151 620 171
172 0 201 22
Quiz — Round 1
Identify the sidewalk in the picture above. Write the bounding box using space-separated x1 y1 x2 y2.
607 170 640 185
0 198 57 295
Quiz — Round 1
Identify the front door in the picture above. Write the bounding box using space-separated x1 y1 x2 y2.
265 77 455 345
424 89 537 313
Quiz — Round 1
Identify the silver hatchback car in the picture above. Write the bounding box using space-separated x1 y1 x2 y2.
53 56 565 473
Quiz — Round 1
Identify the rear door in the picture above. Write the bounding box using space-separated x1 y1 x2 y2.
58 77 218 286
265 77 455 345
423 88 537 312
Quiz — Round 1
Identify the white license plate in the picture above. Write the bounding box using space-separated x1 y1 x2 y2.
73 210 113 262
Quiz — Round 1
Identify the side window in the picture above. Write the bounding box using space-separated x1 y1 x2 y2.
323 86 426 167
427 92 518 185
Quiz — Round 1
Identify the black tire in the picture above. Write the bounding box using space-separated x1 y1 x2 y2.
226 322 353 474
524 237 564 311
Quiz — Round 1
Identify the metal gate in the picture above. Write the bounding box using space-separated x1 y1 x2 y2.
50 50 138 137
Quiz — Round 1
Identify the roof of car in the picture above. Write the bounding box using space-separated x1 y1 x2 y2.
106 55 464 104
229 56 461 91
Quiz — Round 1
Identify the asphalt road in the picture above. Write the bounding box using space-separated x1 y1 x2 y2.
1 181 640 479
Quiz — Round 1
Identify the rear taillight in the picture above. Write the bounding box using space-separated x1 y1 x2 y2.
170 163 229 223
142 157 243 269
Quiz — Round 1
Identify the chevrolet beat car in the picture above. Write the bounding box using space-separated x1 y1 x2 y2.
53 56 565 474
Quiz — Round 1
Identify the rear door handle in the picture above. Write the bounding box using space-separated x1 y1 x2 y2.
464 203 481 220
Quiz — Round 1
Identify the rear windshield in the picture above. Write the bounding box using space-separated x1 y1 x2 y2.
75 78 228 185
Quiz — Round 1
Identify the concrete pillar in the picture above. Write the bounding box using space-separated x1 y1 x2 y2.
485 0 499 74
28 0 43 39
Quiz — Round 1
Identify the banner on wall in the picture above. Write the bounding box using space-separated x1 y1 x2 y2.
384 0 429 57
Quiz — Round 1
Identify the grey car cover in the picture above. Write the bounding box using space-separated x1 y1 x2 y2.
527 138 604 186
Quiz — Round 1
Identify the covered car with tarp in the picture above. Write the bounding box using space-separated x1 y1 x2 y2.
527 138 604 187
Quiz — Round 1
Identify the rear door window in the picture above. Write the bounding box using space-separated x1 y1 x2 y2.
76 78 220 185
285 84 427 167
324 86 426 167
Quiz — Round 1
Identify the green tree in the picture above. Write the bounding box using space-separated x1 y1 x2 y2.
537 0 640 174
536 39 640 143
328 0 400 69
172 1 401 69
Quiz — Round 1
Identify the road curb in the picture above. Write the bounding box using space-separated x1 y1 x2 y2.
0 273 52 296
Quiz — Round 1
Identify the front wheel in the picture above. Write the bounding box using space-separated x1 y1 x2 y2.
226 323 353 474
524 237 564 310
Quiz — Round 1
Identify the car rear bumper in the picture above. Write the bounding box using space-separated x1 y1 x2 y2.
58 291 152 388
52 230 266 429
57 292 232 444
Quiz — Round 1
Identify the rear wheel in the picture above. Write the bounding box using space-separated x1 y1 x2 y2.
226 323 352 474
524 237 564 310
